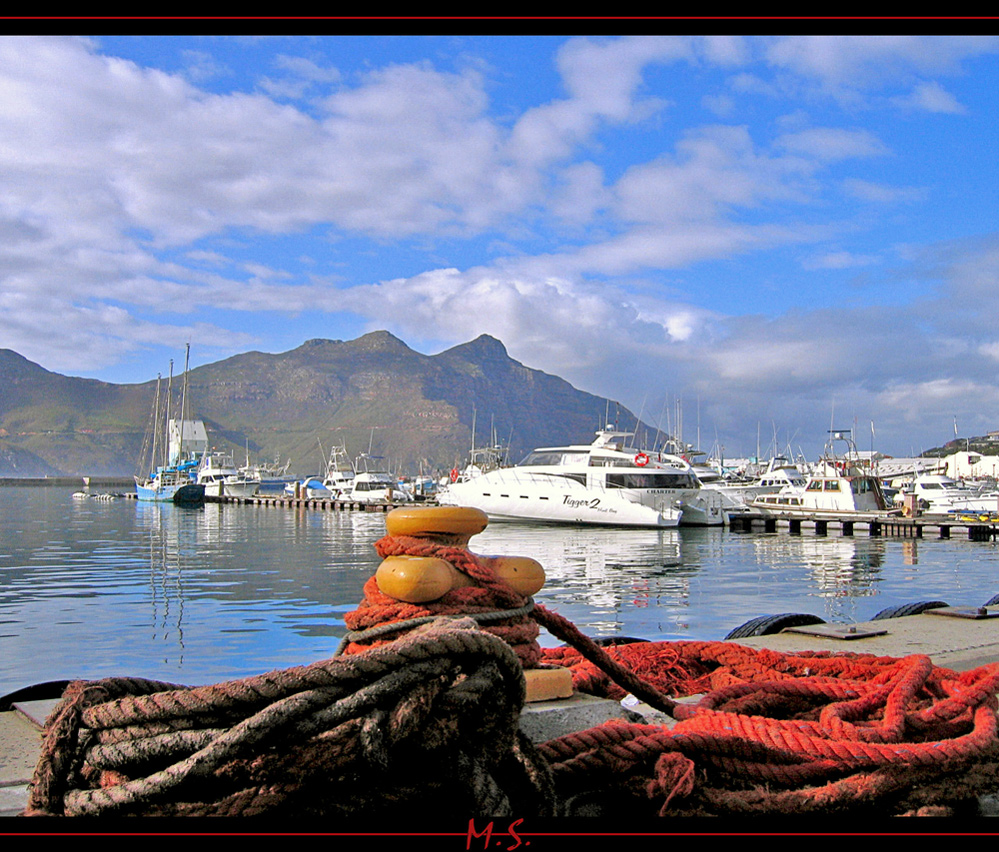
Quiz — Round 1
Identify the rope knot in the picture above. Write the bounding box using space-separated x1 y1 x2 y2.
647 751 696 814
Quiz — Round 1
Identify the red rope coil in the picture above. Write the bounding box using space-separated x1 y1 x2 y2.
342 533 999 814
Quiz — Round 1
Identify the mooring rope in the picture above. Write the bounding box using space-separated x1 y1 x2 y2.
26 618 557 818
22 530 999 818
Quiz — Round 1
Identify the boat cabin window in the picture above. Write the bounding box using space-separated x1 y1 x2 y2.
606 472 697 489
806 481 823 491
589 455 639 468
823 480 841 491
518 452 563 466
517 451 587 466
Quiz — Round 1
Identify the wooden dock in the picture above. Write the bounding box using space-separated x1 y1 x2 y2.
729 511 999 541
205 492 414 513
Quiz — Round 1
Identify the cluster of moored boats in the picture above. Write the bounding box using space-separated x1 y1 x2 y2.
436 429 999 529
130 376 999 528
129 422 999 527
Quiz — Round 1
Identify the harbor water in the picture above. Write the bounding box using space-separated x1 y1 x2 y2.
4 485 999 698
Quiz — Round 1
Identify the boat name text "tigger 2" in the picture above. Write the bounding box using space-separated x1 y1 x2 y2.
562 496 616 512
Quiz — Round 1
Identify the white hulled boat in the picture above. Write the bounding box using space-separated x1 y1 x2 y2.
197 450 260 499
321 444 355 497
134 348 205 505
895 473 999 515
437 429 702 528
696 456 808 523
339 453 414 504
750 433 897 519
135 461 204 504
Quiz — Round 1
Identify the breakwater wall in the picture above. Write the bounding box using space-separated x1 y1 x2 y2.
0 476 134 488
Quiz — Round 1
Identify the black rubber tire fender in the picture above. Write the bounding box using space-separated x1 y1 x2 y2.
593 636 650 647
724 612 826 641
871 600 949 620
0 679 71 712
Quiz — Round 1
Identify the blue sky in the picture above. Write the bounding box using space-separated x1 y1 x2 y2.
3 31 999 460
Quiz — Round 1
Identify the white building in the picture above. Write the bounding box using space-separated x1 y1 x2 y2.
168 419 208 464
943 450 999 481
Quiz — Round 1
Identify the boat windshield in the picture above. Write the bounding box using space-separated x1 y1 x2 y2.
517 451 588 466
606 472 698 489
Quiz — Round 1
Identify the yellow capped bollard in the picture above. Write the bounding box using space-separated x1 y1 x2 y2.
375 505 573 702
377 506 545 602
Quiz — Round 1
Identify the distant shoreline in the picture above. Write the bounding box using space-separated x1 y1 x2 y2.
0 476 134 488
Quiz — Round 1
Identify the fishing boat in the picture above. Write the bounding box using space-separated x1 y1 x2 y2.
750 432 898 519
321 444 355 497
340 453 414 504
436 429 701 528
196 450 260 499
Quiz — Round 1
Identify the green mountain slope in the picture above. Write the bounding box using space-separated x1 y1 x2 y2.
0 332 646 477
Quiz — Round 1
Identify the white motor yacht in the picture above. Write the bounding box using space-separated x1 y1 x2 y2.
197 450 261 499
339 454 414 504
437 429 704 528
750 434 897 519
694 456 808 524
321 444 355 498
895 473 999 515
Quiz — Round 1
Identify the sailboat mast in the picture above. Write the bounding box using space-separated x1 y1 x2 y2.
179 343 191 460
150 374 162 471
165 359 173 465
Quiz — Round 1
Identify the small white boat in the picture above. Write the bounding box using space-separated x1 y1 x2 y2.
696 456 808 523
135 461 205 504
895 473 999 515
751 434 897 519
197 451 260 499
340 454 414 504
321 444 355 497
134 346 205 505
437 429 699 528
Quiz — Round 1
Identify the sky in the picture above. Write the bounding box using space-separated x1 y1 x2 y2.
3 28 999 461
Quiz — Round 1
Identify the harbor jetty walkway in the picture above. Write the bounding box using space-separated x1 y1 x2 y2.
729 509 999 541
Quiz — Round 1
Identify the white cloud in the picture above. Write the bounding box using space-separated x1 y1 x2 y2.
896 80 967 114
4 34 999 455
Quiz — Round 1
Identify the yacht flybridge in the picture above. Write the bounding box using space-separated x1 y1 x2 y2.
437 429 711 528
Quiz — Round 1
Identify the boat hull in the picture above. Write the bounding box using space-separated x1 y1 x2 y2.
135 478 205 505
438 486 681 528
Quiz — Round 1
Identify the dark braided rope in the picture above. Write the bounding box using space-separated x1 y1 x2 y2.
25 619 558 818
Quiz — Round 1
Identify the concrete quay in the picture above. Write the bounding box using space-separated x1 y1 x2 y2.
5 608 999 817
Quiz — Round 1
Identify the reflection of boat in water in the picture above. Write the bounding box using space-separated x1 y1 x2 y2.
438 429 701 528
471 521 685 636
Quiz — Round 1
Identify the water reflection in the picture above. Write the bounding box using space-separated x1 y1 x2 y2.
473 523 692 641
7 489 999 695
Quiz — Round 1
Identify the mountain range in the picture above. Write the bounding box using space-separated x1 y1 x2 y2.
0 331 651 478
